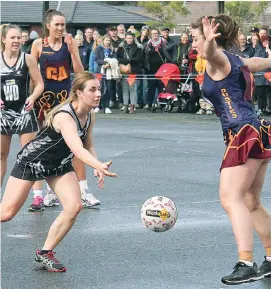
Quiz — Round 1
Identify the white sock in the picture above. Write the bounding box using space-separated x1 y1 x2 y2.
79 180 88 192
239 260 253 267
266 256 271 262
33 189 43 198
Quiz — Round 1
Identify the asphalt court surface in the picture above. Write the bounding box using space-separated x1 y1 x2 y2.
1 112 271 289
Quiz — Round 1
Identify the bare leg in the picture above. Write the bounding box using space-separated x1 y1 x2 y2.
0 176 34 221
19 133 43 191
73 156 86 182
42 172 82 250
220 158 263 254
244 160 271 248
0 134 12 187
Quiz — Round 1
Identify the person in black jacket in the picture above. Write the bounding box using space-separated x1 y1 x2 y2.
117 32 143 113
75 34 88 70
237 34 254 58
145 28 169 111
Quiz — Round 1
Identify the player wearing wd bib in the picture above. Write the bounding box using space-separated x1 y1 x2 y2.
1 51 39 134
0 24 44 195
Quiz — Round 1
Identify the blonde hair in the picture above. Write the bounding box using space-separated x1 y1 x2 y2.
102 35 114 51
0 24 21 51
45 72 97 127
92 36 102 51
75 34 83 42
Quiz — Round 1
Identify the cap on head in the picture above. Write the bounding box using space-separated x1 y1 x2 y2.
161 27 170 32
250 27 259 33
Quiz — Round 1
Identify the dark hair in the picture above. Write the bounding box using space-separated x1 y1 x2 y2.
191 15 240 49
22 30 29 35
84 27 94 33
125 31 135 38
260 27 269 32
151 28 160 34
43 9 65 37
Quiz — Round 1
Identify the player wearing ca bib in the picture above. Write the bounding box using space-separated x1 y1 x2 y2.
30 9 100 212
0 72 117 273
191 15 271 285
34 36 71 121
0 24 44 195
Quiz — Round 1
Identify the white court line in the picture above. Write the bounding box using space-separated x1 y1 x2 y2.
7 234 32 238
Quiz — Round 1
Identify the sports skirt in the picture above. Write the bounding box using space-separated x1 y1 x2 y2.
221 118 271 170
0 108 39 135
10 162 74 181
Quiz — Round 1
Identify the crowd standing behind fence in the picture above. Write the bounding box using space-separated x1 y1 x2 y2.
22 21 271 117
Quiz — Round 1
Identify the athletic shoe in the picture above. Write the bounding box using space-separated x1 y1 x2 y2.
259 257 271 278
44 191 60 207
28 196 45 212
34 250 66 272
105 108 112 114
221 262 262 285
94 107 100 113
81 189 101 208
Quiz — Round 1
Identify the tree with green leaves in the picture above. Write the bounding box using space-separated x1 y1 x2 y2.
139 1 190 29
225 1 269 32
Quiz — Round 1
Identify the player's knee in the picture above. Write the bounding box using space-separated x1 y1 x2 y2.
64 202 82 219
245 191 261 212
0 151 9 162
219 189 239 212
0 209 15 222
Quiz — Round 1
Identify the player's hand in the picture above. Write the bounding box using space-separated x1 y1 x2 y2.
0 99 5 110
202 16 221 42
24 96 35 111
64 34 76 54
96 161 117 189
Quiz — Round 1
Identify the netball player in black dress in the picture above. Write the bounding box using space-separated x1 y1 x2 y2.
0 72 117 272
0 24 44 197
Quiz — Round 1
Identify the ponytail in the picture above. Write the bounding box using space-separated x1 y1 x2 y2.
43 9 65 37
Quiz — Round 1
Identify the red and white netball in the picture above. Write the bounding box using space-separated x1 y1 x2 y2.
141 196 178 232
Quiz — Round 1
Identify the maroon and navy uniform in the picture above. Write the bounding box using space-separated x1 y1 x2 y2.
34 37 71 121
203 51 271 170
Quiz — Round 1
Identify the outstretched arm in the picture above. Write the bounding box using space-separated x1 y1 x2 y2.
241 49 271 72
54 113 117 183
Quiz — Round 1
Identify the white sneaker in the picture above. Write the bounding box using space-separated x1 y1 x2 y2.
206 110 213 115
94 107 100 113
196 109 206 115
81 189 101 208
105 108 112 114
44 190 60 207
120 105 125 111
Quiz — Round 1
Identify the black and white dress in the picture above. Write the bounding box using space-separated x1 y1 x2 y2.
11 103 91 181
0 51 39 134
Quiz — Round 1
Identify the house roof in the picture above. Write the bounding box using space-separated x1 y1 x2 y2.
1 1 155 24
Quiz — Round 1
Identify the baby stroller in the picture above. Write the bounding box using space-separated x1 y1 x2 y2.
155 63 195 113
